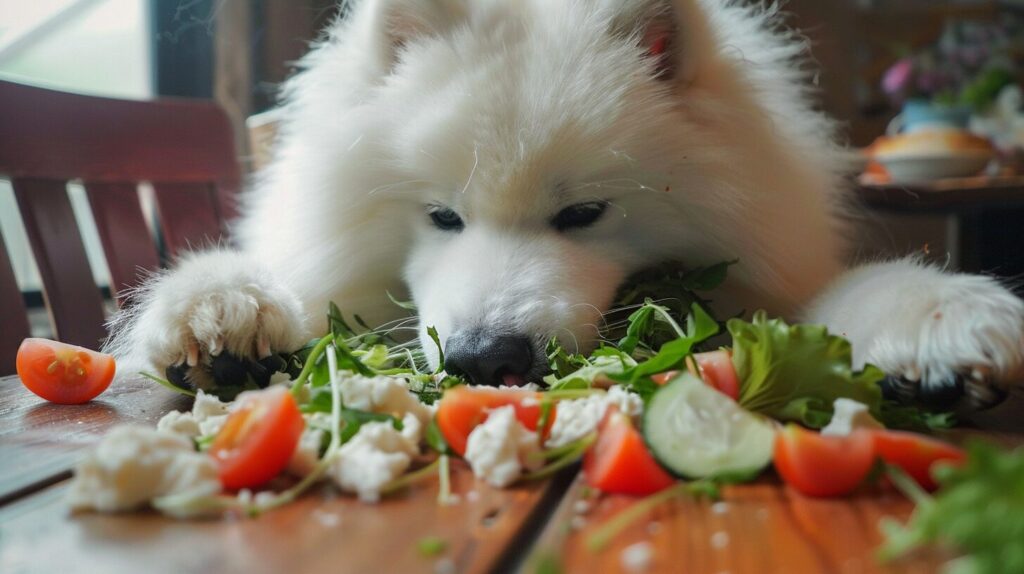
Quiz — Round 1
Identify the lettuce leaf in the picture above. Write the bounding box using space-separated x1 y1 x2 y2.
729 311 884 428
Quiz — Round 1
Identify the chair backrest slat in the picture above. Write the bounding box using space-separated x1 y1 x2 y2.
13 178 108 349
0 229 31 373
85 182 161 301
153 183 225 257
0 80 241 371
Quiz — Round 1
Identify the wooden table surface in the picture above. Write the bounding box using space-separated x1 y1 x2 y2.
0 374 1006 574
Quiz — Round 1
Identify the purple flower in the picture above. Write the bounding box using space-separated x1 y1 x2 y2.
882 58 914 96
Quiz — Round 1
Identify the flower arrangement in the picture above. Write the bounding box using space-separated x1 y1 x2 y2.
882 16 1022 111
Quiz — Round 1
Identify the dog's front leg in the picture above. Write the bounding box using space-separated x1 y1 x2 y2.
805 257 1024 412
103 248 310 388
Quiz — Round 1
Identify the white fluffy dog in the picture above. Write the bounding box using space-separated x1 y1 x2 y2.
108 0 1024 413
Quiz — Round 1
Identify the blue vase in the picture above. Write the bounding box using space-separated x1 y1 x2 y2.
891 99 971 134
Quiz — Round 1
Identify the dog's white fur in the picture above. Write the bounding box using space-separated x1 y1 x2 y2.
107 0 1024 409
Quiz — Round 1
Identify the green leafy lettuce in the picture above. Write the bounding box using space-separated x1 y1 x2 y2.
729 311 885 428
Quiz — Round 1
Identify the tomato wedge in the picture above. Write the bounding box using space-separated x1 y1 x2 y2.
872 430 965 491
774 424 876 497
209 387 304 490
435 386 554 456
583 406 676 495
650 350 740 400
16 338 116 404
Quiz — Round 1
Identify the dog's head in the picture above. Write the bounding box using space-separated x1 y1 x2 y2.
278 0 845 385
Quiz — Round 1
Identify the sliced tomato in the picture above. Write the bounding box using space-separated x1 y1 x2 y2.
209 387 304 490
872 430 965 491
649 350 740 401
773 424 876 497
583 406 676 495
435 386 554 456
16 338 116 404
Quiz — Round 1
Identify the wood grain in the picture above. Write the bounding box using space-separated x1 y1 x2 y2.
529 475 950 574
0 232 31 375
0 456 567 574
0 376 191 505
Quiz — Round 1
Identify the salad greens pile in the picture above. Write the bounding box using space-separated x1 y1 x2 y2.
881 442 1024 574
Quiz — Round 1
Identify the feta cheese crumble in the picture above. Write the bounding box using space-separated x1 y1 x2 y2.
620 541 654 571
156 389 231 439
545 385 643 448
341 374 432 424
328 420 418 503
820 398 883 436
67 426 220 513
464 405 543 487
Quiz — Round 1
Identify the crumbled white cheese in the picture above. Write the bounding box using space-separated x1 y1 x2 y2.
155 389 232 439
464 405 543 487
287 427 325 477
620 541 654 571
328 421 417 503
821 398 883 436
156 410 201 437
66 425 220 513
545 385 643 448
341 374 432 424
400 412 423 452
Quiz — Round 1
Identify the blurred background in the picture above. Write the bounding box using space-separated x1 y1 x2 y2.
0 0 1023 337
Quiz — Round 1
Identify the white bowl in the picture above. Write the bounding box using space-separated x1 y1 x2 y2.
875 150 993 183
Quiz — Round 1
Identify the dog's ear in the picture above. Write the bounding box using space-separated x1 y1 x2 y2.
602 0 710 85
358 0 465 74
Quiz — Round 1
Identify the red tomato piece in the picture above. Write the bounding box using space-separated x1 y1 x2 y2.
774 424 876 497
16 338 116 404
209 387 304 490
435 386 554 456
649 350 740 400
872 430 966 491
583 406 676 496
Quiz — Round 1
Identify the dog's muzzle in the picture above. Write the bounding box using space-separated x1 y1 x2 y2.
443 329 533 386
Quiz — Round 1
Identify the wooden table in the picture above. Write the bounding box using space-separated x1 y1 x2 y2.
0 375 986 573
856 175 1024 276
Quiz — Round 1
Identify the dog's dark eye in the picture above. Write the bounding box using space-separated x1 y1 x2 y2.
428 206 464 231
551 201 609 231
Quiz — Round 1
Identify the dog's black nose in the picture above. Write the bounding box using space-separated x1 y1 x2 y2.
443 330 533 386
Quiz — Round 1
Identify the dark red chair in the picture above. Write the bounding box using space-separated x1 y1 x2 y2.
0 80 241 373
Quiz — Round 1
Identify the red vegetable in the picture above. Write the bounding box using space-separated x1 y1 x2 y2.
650 350 740 400
209 387 304 490
872 430 966 491
435 386 554 456
774 424 876 497
16 338 116 404
583 406 676 495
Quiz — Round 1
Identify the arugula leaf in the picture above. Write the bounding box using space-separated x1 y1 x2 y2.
426 326 444 374
729 311 884 428
543 347 637 391
387 290 418 311
425 417 451 455
880 442 1024 574
301 388 403 443
619 303 719 383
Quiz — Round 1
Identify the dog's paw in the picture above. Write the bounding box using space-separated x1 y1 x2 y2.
860 273 1024 411
106 250 309 389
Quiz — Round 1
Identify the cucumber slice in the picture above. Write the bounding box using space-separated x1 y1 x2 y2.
644 372 776 479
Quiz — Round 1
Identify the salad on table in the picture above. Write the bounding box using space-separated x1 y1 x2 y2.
13 263 1023 571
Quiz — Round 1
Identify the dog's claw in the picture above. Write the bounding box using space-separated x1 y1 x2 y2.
186 341 200 367
256 335 272 359
165 363 193 391
209 337 224 357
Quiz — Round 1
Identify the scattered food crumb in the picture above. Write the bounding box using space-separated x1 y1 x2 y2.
620 541 654 572
441 494 462 506
434 557 455 574
418 536 447 557
466 490 480 502
711 531 730 549
573 500 592 514
646 521 662 535
711 501 730 515
312 509 341 527
570 516 588 530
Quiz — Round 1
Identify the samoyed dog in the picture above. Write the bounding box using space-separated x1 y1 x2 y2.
108 0 1024 413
